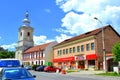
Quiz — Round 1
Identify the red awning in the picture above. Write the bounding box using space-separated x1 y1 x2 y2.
53 57 74 62
86 54 97 60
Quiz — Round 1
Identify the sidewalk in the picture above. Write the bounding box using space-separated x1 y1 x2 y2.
67 70 104 75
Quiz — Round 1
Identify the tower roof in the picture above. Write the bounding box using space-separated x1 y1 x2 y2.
22 11 30 27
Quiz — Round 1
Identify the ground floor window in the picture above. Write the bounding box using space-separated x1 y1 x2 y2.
88 60 95 65
88 60 95 70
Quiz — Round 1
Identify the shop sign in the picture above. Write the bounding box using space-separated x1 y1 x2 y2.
75 55 85 61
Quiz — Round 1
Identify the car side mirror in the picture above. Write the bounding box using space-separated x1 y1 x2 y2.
33 75 36 78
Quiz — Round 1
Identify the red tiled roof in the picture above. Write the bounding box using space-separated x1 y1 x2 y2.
55 25 114 46
23 42 52 54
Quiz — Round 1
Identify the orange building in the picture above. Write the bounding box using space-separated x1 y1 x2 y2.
53 25 120 71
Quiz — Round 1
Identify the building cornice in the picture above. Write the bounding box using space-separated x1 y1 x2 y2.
54 36 95 49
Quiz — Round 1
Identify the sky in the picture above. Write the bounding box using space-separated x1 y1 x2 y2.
0 0 120 51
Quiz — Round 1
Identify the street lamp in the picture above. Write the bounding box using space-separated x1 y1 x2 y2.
94 17 107 72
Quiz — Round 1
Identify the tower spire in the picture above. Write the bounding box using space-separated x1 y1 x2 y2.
22 11 30 27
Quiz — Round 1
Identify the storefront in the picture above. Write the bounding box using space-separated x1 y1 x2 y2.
53 54 98 70
74 55 85 69
86 54 97 70
53 57 75 70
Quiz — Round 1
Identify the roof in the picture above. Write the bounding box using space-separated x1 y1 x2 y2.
23 42 53 54
55 25 119 46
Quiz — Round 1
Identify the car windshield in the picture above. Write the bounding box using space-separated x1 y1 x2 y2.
3 68 33 79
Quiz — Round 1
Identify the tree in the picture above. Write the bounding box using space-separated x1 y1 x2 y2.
0 47 15 58
112 42 120 63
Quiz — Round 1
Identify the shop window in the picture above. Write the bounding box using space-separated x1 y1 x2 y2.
77 46 80 52
88 60 95 65
81 45 84 52
86 44 90 51
91 42 95 50
73 47 75 53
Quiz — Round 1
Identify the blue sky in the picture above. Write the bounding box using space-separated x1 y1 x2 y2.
0 0 120 51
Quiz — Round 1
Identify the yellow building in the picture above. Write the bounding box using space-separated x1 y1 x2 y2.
53 25 120 71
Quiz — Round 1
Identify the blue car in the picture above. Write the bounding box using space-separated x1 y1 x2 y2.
36 65 46 71
0 67 36 80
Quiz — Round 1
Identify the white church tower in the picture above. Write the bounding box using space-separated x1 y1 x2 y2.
16 11 34 64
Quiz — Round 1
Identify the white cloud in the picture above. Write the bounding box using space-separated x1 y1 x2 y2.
1 43 16 51
61 12 97 35
56 0 120 35
55 34 72 42
33 35 54 45
34 34 72 45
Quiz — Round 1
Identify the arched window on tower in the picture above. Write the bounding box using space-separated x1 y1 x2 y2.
27 32 30 37
20 32 22 36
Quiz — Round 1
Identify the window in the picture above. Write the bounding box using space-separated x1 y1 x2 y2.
91 43 95 50
86 44 90 51
20 32 22 36
60 50 62 55
63 49 65 55
57 50 60 56
66 49 68 54
27 32 30 36
73 47 75 53
41 52 43 57
77 46 80 52
88 60 95 65
81 45 84 52
69 48 72 53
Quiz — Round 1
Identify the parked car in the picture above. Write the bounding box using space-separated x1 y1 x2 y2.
0 67 36 80
36 65 46 71
25 65 32 70
44 66 61 72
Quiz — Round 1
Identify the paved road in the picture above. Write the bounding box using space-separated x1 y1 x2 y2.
29 70 120 80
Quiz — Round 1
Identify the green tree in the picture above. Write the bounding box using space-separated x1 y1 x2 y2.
112 42 120 62
0 47 15 59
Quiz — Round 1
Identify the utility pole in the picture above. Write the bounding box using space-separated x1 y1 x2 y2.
94 17 107 72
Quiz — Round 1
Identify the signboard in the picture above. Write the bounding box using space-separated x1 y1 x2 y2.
75 55 85 61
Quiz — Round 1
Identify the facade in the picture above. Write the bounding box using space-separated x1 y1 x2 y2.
22 41 58 66
15 12 34 64
53 25 120 71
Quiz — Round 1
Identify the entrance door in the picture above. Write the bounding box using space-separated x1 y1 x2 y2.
107 58 118 71
78 61 84 69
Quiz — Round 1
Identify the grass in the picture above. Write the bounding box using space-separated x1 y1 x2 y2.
96 72 120 77
66 69 78 73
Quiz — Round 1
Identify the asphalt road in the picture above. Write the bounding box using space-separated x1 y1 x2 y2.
29 70 120 80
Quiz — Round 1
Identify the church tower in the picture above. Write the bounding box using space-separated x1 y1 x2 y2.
16 11 34 64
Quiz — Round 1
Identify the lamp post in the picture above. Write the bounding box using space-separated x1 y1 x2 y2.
94 17 107 72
